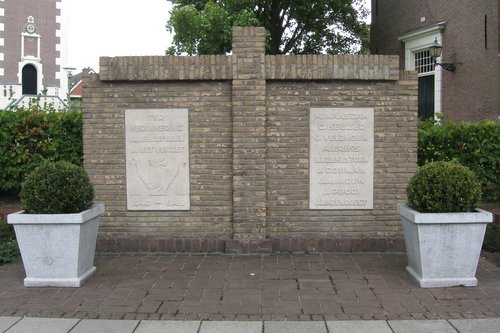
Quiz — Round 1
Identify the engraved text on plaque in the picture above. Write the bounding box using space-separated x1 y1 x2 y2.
126 109 190 210
310 108 374 210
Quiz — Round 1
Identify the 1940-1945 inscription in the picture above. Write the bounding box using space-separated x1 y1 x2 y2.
310 108 374 210
125 109 190 210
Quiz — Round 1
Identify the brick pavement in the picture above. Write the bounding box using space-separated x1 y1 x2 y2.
0 253 499 321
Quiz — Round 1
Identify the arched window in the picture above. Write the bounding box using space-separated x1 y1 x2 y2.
22 64 37 95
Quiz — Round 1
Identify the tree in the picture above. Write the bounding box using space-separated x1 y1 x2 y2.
166 0 369 55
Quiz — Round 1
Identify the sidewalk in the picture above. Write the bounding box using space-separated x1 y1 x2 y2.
0 253 499 329
1 316 500 333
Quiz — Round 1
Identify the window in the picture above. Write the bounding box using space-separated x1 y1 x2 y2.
414 50 434 74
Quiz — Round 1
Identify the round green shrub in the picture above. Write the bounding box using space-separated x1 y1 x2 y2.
20 160 94 214
407 161 482 213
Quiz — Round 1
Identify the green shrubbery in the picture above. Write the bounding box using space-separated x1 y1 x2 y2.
0 217 15 242
0 240 19 264
0 218 18 264
20 160 94 214
418 118 499 252
418 118 499 201
0 101 82 193
407 161 482 213
483 225 500 252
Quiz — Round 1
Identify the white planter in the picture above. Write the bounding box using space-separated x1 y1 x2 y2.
397 204 492 288
8 204 104 287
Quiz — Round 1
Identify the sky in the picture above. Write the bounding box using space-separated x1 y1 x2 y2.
66 0 173 72
66 0 371 73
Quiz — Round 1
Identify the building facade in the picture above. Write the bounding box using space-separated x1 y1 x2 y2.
0 0 69 109
370 0 499 121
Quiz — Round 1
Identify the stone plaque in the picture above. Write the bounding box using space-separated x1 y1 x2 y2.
310 108 374 210
125 109 190 210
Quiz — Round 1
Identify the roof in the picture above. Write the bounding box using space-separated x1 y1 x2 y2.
69 68 94 98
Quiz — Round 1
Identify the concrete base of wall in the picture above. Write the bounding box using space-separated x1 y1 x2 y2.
96 236 405 254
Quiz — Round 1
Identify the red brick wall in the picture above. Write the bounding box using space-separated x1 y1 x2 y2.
84 79 234 239
265 80 417 239
84 28 418 253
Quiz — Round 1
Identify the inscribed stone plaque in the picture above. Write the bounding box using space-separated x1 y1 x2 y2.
310 108 374 210
125 109 190 210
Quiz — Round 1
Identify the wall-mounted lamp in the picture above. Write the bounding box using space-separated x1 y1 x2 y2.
429 38 455 72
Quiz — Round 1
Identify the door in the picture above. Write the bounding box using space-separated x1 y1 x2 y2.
418 75 434 119
22 64 37 95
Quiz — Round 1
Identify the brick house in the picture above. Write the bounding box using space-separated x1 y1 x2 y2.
0 0 69 109
370 0 499 121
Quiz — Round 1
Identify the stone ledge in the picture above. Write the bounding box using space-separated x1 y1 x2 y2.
99 55 400 82
99 55 233 81
96 236 405 254
266 55 399 81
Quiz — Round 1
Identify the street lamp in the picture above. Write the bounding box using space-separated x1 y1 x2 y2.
63 67 76 109
429 38 455 72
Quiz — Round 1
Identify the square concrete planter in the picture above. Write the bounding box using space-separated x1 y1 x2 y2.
8 204 104 287
397 204 492 288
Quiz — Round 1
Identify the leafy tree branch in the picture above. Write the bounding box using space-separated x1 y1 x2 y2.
166 0 369 55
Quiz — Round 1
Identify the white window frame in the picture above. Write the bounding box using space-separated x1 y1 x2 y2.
413 49 435 76
399 22 446 118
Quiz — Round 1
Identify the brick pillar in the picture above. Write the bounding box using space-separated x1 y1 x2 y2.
231 27 267 239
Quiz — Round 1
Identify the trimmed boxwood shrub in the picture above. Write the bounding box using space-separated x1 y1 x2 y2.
20 160 94 214
407 161 482 213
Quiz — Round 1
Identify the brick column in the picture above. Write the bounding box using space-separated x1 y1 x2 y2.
231 27 267 239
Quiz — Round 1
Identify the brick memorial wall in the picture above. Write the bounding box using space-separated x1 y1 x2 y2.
83 27 418 253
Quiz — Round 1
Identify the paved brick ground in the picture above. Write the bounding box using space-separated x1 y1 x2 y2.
0 254 499 321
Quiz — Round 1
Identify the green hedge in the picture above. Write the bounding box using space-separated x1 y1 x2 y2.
418 119 500 201
0 106 83 193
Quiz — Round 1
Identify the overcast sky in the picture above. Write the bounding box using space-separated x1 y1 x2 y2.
66 0 370 73
66 0 173 72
